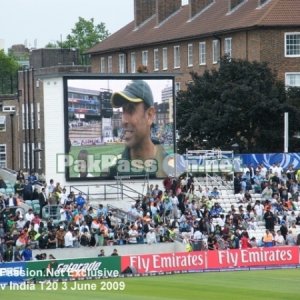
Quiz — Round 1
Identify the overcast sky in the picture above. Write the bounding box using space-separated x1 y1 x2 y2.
0 0 135 51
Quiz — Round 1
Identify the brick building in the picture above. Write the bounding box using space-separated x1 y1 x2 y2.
6 49 90 174
86 0 300 90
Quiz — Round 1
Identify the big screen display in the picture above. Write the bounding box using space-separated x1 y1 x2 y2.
63 75 175 181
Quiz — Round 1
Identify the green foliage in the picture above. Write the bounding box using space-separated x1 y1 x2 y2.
46 17 109 63
0 50 19 94
176 57 300 153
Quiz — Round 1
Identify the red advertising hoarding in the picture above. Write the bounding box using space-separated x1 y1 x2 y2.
121 252 206 273
122 247 300 274
207 246 299 269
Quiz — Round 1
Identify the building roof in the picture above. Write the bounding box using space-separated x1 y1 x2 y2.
86 0 300 55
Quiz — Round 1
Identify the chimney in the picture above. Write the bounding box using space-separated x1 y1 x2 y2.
156 0 181 25
189 0 214 19
228 0 244 12
134 0 156 28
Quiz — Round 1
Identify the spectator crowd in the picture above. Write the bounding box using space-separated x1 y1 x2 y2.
1 162 300 262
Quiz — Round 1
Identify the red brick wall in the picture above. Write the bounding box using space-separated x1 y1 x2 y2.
90 26 300 88
190 0 214 18
157 0 181 24
134 0 156 27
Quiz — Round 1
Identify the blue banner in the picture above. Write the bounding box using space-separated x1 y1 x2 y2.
238 153 300 170
0 262 26 285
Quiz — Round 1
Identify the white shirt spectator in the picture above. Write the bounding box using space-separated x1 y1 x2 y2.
146 229 157 244
60 192 68 206
274 232 285 246
215 216 225 228
25 210 34 222
253 203 264 220
193 230 203 241
128 228 138 244
64 230 76 247
16 218 26 231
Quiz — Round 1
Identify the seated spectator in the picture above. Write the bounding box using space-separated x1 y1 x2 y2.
210 187 220 199
39 231 49 249
111 248 119 256
263 229 274 247
210 202 223 217
286 230 296 246
274 230 285 246
21 244 32 261
75 192 86 209
80 228 91 246
261 184 273 200
146 228 157 244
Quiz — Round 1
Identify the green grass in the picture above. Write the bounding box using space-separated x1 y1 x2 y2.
2 269 300 300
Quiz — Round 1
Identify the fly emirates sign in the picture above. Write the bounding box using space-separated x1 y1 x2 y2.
121 247 299 273
209 246 298 268
122 252 206 273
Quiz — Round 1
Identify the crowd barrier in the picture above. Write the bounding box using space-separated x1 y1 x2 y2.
1 246 300 285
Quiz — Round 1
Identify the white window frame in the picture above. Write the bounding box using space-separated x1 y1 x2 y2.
107 56 112 73
142 50 148 67
162 47 168 70
174 45 180 69
285 72 300 87
188 43 193 67
130 52 136 73
37 103 40 129
31 103 34 129
100 57 106 73
0 116 6 132
285 33 300 57
118 53 125 73
154 49 159 71
199 42 206 65
224 37 232 58
22 104 29 130
213 39 220 64
0 144 6 168
175 82 181 95
23 143 30 169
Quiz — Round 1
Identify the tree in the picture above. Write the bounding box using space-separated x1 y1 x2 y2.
176 57 300 154
45 17 110 64
0 50 19 94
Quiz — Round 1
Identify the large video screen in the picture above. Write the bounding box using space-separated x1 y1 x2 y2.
63 75 175 181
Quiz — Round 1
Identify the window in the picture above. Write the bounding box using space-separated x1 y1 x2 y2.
213 39 220 64
107 56 112 73
100 57 106 73
286 73 300 87
285 33 300 57
0 116 6 132
175 82 181 95
142 50 148 67
162 47 168 70
187 44 193 67
30 103 34 129
37 103 40 129
130 52 136 73
224 37 232 58
22 143 26 169
154 49 159 71
0 144 6 168
199 42 206 65
33 142 42 170
22 104 29 130
118 54 125 73
174 45 180 69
